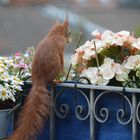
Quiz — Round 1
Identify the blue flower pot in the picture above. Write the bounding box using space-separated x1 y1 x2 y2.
0 109 13 139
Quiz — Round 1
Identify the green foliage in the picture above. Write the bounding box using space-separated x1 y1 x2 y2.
124 69 140 88
87 54 104 67
100 46 122 63
135 25 140 37
99 45 131 63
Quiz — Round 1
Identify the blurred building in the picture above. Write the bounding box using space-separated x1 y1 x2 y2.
75 0 118 7
0 0 48 6
0 0 140 56
0 0 140 8
45 0 140 32
47 0 140 8
119 0 140 8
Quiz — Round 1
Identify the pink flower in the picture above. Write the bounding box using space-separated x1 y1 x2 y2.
16 63 27 69
132 38 140 50
91 30 101 40
101 30 115 40
116 30 130 43
15 52 21 57
116 30 130 38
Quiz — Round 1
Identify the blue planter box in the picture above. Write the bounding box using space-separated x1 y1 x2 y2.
8 83 140 140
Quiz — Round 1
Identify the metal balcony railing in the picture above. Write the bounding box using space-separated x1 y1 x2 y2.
50 82 140 140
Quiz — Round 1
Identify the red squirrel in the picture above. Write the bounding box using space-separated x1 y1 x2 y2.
8 18 71 140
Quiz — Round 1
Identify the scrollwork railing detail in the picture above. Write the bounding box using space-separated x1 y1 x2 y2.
93 91 132 125
75 89 90 121
136 101 140 124
54 88 70 119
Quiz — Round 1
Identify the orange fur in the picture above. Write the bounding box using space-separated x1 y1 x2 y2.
8 18 71 140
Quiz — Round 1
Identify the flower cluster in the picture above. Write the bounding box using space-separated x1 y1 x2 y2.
12 47 35 81
0 57 23 102
0 47 35 102
71 30 140 87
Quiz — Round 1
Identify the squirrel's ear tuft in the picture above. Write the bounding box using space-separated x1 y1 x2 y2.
64 13 69 26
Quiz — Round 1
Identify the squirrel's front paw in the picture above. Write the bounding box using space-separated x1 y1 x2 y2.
52 79 63 85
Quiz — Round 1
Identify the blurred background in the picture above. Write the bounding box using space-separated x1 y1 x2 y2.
0 0 140 62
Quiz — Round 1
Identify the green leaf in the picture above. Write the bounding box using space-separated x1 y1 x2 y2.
99 46 122 63
87 54 104 68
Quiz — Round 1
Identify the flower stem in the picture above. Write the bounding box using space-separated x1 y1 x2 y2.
94 41 100 71
65 32 82 81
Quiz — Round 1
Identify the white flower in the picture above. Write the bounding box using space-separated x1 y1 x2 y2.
92 39 106 53
96 76 109 85
10 76 24 85
136 70 140 77
113 63 123 75
0 61 6 73
114 37 124 46
5 59 14 67
124 55 140 70
104 57 114 65
82 48 95 60
101 30 115 40
0 74 10 82
115 72 129 82
115 64 130 82
24 53 29 58
82 40 93 49
128 36 136 44
104 35 118 45
132 38 140 50
91 29 101 37
99 64 115 80
0 87 9 101
81 67 109 85
78 39 107 61
4 84 16 102
12 84 22 91
7 92 16 102
99 58 124 81
0 56 8 61
81 67 98 78
70 69 76 77
71 53 81 66
116 30 136 47
116 30 130 42
22 71 31 77
0 66 5 73
100 30 128 46
81 67 99 84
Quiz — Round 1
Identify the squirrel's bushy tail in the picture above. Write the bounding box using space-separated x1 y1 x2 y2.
8 80 50 140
